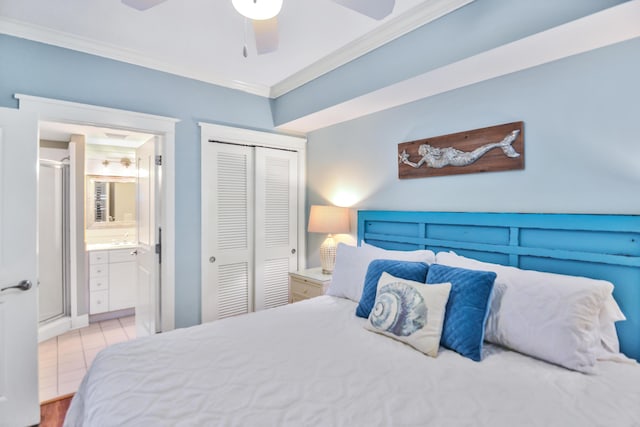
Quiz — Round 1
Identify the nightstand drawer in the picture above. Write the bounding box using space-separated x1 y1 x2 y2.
288 268 331 303
291 293 310 304
290 279 324 299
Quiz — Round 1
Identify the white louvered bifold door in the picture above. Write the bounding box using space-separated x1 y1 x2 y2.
254 147 298 311
202 143 254 322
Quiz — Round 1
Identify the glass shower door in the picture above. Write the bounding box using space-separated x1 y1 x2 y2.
38 160 70 324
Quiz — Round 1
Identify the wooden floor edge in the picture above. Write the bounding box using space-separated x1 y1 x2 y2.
40 393 75 406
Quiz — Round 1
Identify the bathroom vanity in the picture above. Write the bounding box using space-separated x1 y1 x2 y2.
88 245 137 315
85 172 138 316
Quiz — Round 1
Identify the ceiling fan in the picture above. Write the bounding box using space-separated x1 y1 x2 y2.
121 0 396 56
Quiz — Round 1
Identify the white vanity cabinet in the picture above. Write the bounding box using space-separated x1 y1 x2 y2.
88 248 137 314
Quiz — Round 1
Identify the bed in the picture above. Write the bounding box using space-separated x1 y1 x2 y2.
64 211 640 426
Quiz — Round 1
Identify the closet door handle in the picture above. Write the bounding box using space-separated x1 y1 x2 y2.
1 279 32 292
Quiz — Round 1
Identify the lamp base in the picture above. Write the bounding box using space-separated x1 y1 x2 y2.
319 235 337 275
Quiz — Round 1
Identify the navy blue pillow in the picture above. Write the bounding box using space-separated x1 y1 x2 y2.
426 264 496 362
356 259 429 319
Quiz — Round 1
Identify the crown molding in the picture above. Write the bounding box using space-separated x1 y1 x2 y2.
0 1 473 101
0 16 271 98
269 0 474 98
276 0 640 133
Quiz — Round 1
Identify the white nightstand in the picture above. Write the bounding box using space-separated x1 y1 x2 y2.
289 267 332 303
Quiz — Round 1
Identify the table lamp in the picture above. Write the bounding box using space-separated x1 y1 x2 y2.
308 205 350 274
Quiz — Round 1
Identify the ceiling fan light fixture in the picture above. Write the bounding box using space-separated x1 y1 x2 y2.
232 0 283 20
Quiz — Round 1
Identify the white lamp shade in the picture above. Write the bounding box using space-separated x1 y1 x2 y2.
308 205 350 274
232 0 283 20
308 205 350 234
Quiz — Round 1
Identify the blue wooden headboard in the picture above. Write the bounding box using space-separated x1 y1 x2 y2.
357 211 640 361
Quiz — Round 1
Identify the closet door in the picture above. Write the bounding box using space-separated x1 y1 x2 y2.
202 143 254 322
254 147 298 311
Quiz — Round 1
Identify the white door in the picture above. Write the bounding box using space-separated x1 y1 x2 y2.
254 147 298 310
135 137 159 337
0 108 39 426
201 143 255 323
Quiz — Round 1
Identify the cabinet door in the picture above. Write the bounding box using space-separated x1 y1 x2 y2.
201 143 254 322
254 147 298 311
109 261 136 311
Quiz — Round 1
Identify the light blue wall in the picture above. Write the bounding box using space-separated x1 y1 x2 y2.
273 0 625 126
305 38 640 266
0 34 274 328
2 1 637 325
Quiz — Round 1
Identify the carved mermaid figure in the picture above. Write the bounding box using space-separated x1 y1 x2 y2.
399 129 521 169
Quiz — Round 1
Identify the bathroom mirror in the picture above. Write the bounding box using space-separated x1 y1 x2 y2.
86 176 136 228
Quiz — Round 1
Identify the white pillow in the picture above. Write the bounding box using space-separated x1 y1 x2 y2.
364 272 451 357
327 243 435 302
598 298 626 355
361 242 437 264
436 251 619 373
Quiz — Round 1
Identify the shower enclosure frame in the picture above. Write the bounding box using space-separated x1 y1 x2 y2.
38 141 86 343
38 158 71 325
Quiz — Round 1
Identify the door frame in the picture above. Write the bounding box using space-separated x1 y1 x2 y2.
199 122 307 322
16 94 178 332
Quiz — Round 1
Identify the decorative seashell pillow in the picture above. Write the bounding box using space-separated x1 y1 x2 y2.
364 272 451 357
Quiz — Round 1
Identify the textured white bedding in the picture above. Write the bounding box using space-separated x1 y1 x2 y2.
65 296 640 427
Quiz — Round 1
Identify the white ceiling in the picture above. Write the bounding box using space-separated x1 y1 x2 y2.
0 0 464 97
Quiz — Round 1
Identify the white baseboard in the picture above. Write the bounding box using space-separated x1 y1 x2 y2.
38 314 90 342
38 317 71 343
71 314 89 329
88 308 135 323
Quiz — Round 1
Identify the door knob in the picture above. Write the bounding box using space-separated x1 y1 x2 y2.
130 250 138 256
1 279 32 292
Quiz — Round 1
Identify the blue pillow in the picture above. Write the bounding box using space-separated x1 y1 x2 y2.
426 264 496 362
356 259 429 318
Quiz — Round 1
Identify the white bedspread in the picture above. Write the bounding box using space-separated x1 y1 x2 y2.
65 296 640 426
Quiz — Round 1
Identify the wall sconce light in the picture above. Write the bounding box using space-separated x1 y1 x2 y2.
308 205 350 274
120 157 131 168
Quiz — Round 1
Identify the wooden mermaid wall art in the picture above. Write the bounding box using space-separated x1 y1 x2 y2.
397 122 524 179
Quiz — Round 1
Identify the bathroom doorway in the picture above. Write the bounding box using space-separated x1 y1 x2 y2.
37 121 161 401
8 94 177 409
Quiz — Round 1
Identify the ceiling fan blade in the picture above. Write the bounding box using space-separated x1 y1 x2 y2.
253 17 279 55
333 0 395 20
121 0 168 11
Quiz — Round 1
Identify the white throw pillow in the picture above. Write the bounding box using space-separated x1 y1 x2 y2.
364 272 451 357
327 243 435 302
436 251 619 373
361 242 437 264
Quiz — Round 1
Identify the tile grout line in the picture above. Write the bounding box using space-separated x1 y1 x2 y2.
39 315 135 402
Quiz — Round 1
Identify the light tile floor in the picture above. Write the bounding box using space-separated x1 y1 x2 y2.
38 316 136 402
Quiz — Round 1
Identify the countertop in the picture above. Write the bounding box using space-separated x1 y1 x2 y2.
86 242 138 251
